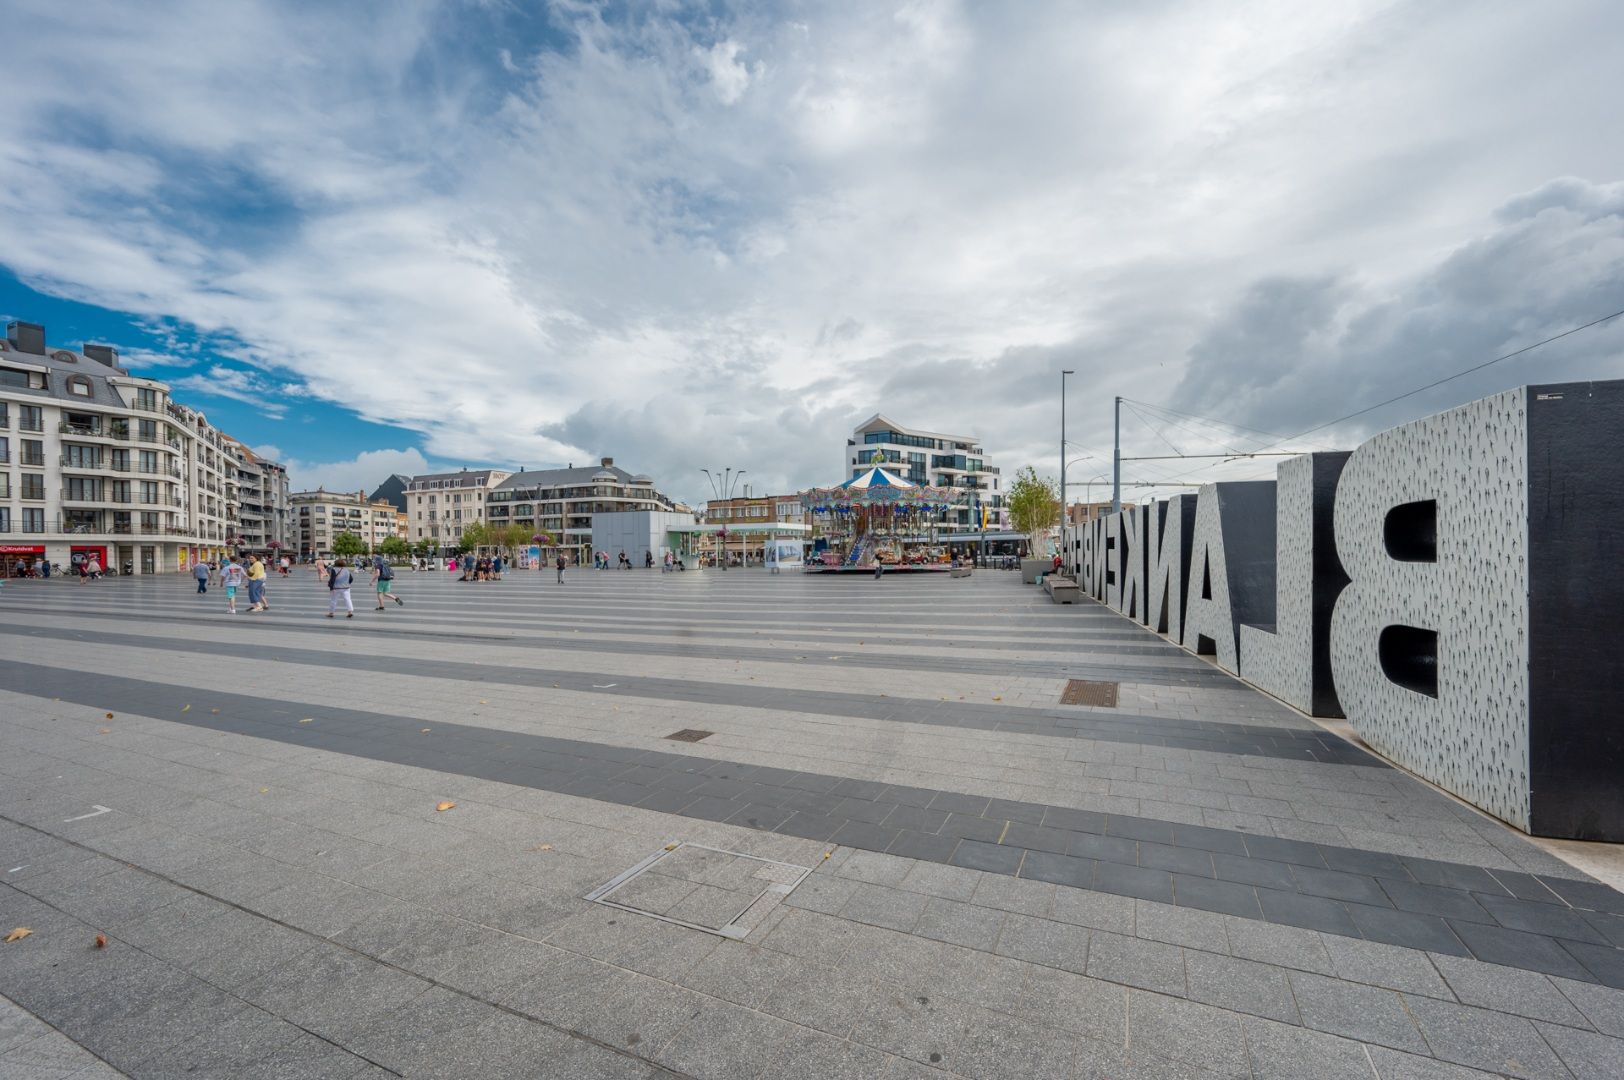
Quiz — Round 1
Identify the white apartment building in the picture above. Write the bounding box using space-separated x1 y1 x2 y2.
0 320 248 576
486 458 679 562
291 490 401 557
226 440 292 554
404 468 512 550
845 414 1005 530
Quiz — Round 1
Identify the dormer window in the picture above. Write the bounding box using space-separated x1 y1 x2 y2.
67 376 92 397
52 350 77 363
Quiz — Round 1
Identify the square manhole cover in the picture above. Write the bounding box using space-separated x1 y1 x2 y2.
585 842 815 939
1061 679 1119 707
665 729 714 742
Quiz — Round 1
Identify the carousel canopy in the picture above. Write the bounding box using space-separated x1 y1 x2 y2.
841 466 914 490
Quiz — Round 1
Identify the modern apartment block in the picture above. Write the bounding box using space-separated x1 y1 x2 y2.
845 414 1005 530
225 440 292 553
404 468 512 550
487 458 680 562
291 489 402 556
0 320 254 576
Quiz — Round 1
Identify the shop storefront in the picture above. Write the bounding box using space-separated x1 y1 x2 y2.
70 545 108 573
2 544 46 578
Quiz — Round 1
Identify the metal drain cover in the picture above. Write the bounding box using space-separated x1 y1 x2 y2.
665 729 714 742
1061 679 1119 707
585 842 815 939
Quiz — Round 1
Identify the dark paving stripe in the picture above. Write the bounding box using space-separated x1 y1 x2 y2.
5 661 1620 987
4 623 1370 765
0 601 1244 691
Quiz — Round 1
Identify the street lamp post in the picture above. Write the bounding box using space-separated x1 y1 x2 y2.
1060 369 1073 566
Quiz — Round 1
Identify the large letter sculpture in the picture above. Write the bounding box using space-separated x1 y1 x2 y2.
1180 482 1278 673
1330 382 1624 840
1239 453 1350 716
1145 495 1195 639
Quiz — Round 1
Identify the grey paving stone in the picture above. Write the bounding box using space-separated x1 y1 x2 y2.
756 1027 902 1080
1322 935 1451 998
1429 954 1587 1025
840 882 929 933
1379 878 1495 924
1449 919 1598 982
970 872 1056 917
994 912 1091 973
1086 931 1186 995
1553 976 1624 1037
951 840 1025 875
1013 965 1128 1043
782 872 860 915
577 974 709 1055
1051 885 1136 935
897 861 984 902
1534 1021 1624 1080
1257 887 1359 936
952 1006 1079 1079
1477 893 1612 945
1241 1015 1376 1080
760 960 876 1038
885 830 958 863
1404 996 1573 1079
1093 861 1175 904
1184 951 1299 1023
836 850 914 887
914 896 1007 949
1019 850 1095 889
849 984 972 1069
1288 970 1429 1054
1135 900 1228 952
1562 937 1624 989
674 940 798 1009
1172 874 1263 918
1126 991 1250 1079
1364 1045 1503 1080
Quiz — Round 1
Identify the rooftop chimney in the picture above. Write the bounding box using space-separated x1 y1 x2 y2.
82 343 120 368
6 321 45 355
601 457 614 467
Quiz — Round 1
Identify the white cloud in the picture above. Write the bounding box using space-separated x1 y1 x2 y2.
3 1 1624 506
272 447 431 495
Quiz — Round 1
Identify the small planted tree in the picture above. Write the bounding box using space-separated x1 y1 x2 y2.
411 538 435 559
379 535 409 559
459 521 490 551
1006 467 1061 557
331 531 365 558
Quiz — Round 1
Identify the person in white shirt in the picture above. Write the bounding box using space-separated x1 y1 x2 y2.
219 556 248 614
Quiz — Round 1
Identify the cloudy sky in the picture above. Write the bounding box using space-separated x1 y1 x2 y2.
3 0 1622 502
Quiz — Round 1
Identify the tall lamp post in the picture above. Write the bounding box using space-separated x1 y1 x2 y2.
1059 369 1074 562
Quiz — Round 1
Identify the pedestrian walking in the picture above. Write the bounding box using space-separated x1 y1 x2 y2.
492 554 503 579
371 554 404 610
246 554 269 611
663 551 673 573
193 560 209 594
556 553 566 584
279 556 291 577
326 561 354 618
77 559 89 584
644 550 653 569
460 552 474 581
220 556 247 614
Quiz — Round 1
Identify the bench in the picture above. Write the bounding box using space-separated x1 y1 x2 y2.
1047 576 1080 604
950 567 972 578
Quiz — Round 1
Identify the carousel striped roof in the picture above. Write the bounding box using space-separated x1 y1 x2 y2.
840 467 914 490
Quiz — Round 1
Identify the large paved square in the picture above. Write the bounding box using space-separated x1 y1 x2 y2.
2 566 1622 1078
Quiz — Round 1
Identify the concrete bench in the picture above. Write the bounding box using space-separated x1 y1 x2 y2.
950 567 973 578
1048 577 1080 604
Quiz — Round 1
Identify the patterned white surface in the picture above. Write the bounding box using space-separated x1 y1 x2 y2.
1329 387 1531 831
1120 505 1146 623
1240 455 1317 713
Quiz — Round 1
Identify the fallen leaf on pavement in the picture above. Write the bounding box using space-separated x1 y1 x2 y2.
993 696 1003 701
94 934 106 949
259 788 269 794
299 718 313 724
529 843 553 852
436 801 456 812
421 728 431 733
4 928 31 943
211 709 220 714
478 700 487 705
104 712 114 719
181 705 191 713
98 728 112 734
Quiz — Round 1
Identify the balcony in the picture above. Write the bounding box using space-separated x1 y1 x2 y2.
60 488 108 503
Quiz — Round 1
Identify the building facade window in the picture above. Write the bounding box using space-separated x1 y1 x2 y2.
67 376 92 397
19 406 43 432
22 508 45 532
21 473 45 500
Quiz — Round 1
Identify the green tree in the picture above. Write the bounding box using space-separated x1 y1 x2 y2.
379 535 409 559
330 531 366 558
501 523 531 553
1006 467 1061 554
459 521 490 550
411 538 435 559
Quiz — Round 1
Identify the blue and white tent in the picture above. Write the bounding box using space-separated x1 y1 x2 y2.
840 467 915 490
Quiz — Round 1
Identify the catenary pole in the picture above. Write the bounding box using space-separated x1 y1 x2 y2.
1112 395 1122 514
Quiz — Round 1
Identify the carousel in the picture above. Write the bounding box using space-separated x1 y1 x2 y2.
799 467 961 572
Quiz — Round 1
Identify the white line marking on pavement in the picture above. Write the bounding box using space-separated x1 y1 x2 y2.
7 866 25 874
63 805 113 822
